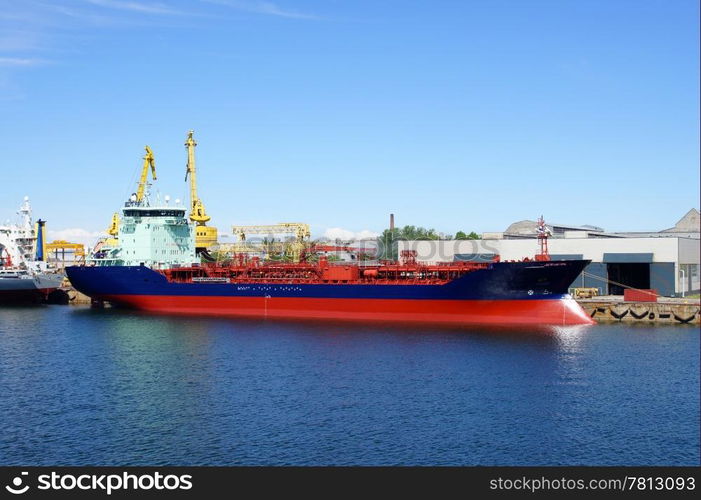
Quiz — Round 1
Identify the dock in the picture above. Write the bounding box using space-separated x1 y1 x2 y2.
577 296 700 324
47 280 93 305
66 288 93 305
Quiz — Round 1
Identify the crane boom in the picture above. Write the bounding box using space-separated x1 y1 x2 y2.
136 145 157 203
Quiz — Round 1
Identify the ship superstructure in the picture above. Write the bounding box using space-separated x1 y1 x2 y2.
0 197 64 302
91 198 196 268
1 197 44 270
90 144 197 269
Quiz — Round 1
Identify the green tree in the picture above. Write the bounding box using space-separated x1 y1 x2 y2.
378 225 451 260
455 231 480 240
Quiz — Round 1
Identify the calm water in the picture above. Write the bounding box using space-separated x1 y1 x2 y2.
0 305 698 466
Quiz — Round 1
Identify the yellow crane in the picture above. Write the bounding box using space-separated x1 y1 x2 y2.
184 130 218 250
45 240 85 269
232 223 311 242
103 145 157 244
105 212 120 246
136 145 157 203
230 223 311 262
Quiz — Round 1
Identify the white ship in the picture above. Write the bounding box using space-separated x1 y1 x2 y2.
0 197 64 303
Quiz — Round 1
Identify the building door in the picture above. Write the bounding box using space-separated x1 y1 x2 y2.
607 263 650 295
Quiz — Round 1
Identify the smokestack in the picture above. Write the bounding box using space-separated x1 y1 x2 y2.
390 213 395 231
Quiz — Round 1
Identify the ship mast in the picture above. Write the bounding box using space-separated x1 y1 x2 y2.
536 215 551 261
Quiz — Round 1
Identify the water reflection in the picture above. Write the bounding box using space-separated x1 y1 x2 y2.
552 325 590 347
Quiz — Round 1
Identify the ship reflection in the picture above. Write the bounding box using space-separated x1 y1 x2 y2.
72 305 595 346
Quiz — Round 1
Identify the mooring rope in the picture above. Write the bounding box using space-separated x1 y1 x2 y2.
580 271 655 294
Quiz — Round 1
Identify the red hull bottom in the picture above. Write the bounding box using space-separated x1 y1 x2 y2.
101 295 595 326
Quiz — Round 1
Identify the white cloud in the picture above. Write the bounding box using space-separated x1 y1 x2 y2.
85 0 186 15
47 228 105 248
323 227 380 241
355 229 381 240
253 1 317 19
202 0 318 20
0 57 44 67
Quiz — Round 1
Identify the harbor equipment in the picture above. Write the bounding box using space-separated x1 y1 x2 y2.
184 131 218 251
136 145 157 203
230 223 311 262
103 145 157 246
46 240 85 270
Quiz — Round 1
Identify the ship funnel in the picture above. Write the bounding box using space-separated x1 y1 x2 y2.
35 219 46 262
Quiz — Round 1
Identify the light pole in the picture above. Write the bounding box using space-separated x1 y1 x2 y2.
680 267 686 298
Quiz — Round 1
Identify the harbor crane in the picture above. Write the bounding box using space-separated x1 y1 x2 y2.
105 212 120 246
104 145 157 245
136 145 157 203
45 240 85 269
184 130 218 251
229 223 311 262
232 223 311 243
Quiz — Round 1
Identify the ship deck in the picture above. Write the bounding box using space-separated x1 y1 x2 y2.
162 259 493 285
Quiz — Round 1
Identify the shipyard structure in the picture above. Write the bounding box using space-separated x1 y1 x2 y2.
398 209 701 297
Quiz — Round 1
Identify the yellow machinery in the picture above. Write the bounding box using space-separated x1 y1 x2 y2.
136 145 157 203
46 240 85 269
230 223 311 262
104 145 156 245
184 130 218 250
572 287 600 299
105 212 120 247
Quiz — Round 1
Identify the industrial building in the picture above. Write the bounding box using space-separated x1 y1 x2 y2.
398 209 700 297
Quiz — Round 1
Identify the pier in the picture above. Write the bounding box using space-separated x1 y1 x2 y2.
64 286 92 305
577 296 700 324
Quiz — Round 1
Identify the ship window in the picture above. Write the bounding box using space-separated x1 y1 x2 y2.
122 209 185 218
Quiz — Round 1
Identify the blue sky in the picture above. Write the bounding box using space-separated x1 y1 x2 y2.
1 0 699 243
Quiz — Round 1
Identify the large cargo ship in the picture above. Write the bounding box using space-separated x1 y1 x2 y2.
67 256 594 326
0 197 64 303
67 201 593 326
66 132 594 326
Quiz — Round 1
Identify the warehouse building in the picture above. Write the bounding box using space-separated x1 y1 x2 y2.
398 209 700 297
